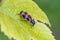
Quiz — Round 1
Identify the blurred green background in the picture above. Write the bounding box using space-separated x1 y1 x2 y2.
34 0 60 40
0 0 60 40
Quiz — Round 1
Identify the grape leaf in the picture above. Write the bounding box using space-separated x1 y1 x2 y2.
0 0 56 40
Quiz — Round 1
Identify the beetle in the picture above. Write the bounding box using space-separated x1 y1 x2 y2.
19 11 35 26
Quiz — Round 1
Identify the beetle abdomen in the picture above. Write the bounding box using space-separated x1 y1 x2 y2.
20 11 35 26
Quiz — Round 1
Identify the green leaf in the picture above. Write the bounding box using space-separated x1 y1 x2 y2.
0 0 55 40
